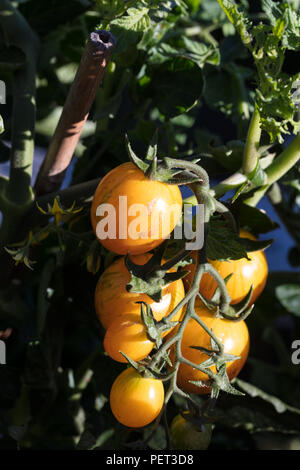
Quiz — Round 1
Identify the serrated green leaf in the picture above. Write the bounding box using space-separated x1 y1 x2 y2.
217 0 300 143
207 218 249 261
110 7 151 54
233 202 279 235
217 0 252 46
261 0 282 26
182 37 220 66
237 236 273 252
208 140 245 172
256 73 300 143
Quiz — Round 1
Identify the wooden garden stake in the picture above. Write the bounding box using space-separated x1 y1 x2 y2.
35 30 116 196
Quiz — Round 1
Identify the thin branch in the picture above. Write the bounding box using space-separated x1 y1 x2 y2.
244 133 300 206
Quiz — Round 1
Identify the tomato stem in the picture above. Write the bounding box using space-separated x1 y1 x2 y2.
242 107 262 175
244 133 300 206
0 0 39 247
211 172 248 198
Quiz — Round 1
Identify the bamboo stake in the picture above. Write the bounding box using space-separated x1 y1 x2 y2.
35 30 116 196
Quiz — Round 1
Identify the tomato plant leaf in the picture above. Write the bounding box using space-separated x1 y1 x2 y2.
232 202 279 235
204 67 250 123
237 236 273 253
110 7 151 54
207 218 249 261
207 217 273 261
217 0 252 47
275 284 300 316
150 57 204 118
261 0 282 26
182 37 220 67
207 140 245 172
218 0 300 143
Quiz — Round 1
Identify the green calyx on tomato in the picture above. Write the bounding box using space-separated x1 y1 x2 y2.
125 244 189 303
125 132 202 185
168 302 250 395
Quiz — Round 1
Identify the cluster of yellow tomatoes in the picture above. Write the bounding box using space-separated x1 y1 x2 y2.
90 162 268 438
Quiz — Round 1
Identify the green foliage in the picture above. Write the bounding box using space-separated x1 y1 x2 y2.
218 0 300 143
206 217 272 261
0 0 300 452
110 7 151 54
275 284 300 316
232 202 279 235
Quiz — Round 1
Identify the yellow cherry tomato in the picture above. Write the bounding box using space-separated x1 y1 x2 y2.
184 229 268 305
103 314 155 363
91 162 182 255
110 367 164 428
95 253 185 331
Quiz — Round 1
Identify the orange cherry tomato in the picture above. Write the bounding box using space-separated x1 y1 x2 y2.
168 303 250 394
184 229 268 306
103 314 155 363
95 253 185 331
91 162 182 255
110 367 164 428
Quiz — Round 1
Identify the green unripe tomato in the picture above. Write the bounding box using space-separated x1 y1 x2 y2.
170 413 212 450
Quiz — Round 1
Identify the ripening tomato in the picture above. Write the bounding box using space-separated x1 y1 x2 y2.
184 229 268 306
170 413 212 450
103 314 155 363
110 367 164 428
91 162 182 255
95 253 185 331
168 303 249 394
